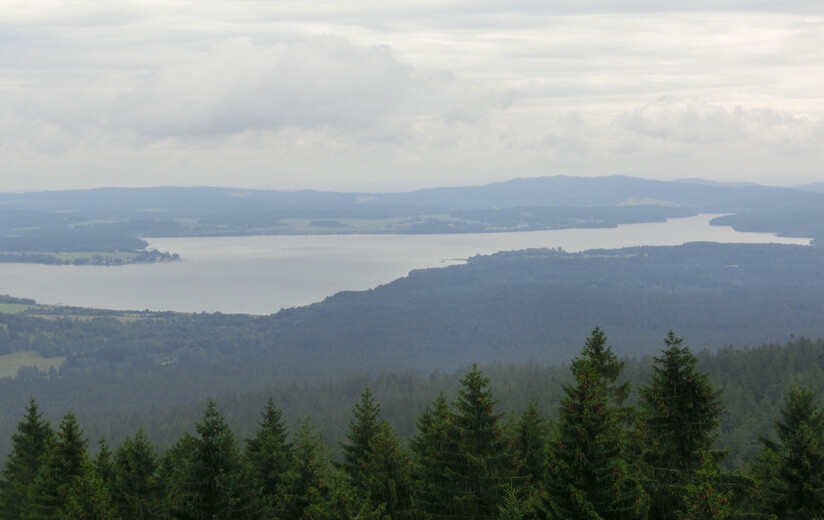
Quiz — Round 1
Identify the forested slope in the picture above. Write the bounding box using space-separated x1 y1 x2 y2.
3 332 824 519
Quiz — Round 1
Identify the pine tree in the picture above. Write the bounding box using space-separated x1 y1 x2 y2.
0 399 54 520
639 331 722 520
754 386 824 519
245 398 292 519
112 429 161 520
25 412 89 520
543 358 646 520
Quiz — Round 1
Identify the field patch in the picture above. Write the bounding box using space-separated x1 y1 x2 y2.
0 351 65 378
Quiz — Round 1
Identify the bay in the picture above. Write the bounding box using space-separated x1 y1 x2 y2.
0 214 810 315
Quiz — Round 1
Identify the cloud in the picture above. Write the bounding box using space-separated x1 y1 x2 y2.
616 97 822 153
615 97 743 144
110 36 489 140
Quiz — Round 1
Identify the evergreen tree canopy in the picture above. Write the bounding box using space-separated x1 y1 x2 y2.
281 419 334 520
639 331 722 520
25 412 89 520
57 460 119 520
410 392 455 519
755 386 824 519
448 363 511 519
513 399 549 489
544 357 646 520
164 401 256 520
340 387 381 488
581 327 630 406
245 398 292 518
0 399 54 520
112 429 160 520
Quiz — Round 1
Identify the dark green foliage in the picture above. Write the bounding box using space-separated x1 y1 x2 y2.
640 332 722 520
678 451 731 520
57 460 119 520
360 423 414 519
449 364 512 519
245 398 292 518
25 412 89 520
280 419 335 520
111 430 161 520
339 387 414 518
581 327 630 406
543 357 646 520
513 399 549 489
340 388 381 488
95 439 114 486
754 386 824 519
163 401 256 520
0 399 54 520
410 392 455 518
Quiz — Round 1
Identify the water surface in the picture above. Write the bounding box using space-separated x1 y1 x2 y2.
0 215 809 314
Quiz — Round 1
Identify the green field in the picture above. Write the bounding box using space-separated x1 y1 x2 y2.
0 303 35 313
0 351 65 378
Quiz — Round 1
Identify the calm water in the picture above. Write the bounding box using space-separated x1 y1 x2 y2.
0 214 810 314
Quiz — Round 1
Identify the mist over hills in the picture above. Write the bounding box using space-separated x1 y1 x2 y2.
1 175 823 215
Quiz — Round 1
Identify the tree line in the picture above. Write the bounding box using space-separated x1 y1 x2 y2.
2 329 822 519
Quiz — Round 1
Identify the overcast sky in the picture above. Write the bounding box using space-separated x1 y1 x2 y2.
2 1 823 192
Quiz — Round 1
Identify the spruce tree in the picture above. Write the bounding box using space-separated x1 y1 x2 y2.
513 399 549 490
410 392 456 519
281 419 335 520
340 388 381 488
112 429 161 520
164 401 256 520
754 386 824 519
678 451 731 520
543 358 646 520
245 398 292 519
57 460 119 520
639 331 722 520
0 399 54 520
581 327 630 406
360 422 415 519
448 363 511 519
339 388 413 518
25 412 89 520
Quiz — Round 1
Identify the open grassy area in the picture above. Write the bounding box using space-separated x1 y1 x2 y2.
0 351 65 378
0 303 36 313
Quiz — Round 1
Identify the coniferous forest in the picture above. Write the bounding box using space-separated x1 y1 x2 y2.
2 329 822 519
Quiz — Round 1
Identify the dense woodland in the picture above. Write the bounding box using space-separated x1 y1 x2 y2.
2 329 823 519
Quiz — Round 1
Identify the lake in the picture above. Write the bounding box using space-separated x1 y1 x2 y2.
0 214 810 314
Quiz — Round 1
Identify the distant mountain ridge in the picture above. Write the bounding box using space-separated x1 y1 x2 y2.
795 181 824 194
1 175 822 215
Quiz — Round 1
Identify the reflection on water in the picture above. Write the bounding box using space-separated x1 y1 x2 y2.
0 214 810 314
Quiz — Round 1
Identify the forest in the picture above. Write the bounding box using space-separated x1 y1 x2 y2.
1 329 822 519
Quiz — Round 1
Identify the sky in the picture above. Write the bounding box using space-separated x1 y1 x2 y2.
1 1 823 192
